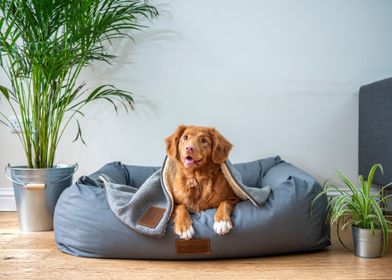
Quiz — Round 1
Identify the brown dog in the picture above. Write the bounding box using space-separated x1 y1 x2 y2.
165 125 240 240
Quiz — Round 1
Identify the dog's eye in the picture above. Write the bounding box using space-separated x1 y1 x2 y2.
201 138 207 144
183 135 188 140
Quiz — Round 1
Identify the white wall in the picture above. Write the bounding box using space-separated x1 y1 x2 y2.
1 0 392 208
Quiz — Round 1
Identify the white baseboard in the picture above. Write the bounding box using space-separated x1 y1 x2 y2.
0 187 16 211
1 186 389 212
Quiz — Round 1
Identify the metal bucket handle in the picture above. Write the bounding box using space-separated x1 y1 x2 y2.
5 163 78 187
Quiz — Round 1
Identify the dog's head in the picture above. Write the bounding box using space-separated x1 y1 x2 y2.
165 125 232 169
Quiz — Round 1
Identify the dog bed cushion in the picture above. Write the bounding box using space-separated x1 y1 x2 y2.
54 156 330 259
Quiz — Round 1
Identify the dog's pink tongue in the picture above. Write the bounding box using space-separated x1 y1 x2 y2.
184 157 194 167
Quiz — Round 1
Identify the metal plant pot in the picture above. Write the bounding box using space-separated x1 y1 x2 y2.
6 163 77 232
352 226 383 258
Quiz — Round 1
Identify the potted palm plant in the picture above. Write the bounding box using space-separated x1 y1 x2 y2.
313 164 392 258
0 0 158 231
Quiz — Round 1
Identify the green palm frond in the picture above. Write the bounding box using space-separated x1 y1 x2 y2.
0 0 158 168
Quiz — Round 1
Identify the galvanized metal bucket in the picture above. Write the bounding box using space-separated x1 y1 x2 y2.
6 163 77 232
352 226 383 258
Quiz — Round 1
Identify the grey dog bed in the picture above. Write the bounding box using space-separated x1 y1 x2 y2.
54 156 330 259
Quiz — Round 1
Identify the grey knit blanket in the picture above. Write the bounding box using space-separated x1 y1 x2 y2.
101 157 271 238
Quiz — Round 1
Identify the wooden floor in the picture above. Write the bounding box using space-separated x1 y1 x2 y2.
1 212 392 280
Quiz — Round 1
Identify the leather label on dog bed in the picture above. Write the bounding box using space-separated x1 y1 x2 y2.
138 207 166 228
176 239 211 255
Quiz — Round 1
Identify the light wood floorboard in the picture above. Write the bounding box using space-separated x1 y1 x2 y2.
1 212 392 280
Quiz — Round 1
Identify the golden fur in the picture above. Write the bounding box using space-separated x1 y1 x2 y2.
165 125 240 239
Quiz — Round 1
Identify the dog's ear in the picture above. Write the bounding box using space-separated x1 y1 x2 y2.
165 125 187 159
211 128 232 164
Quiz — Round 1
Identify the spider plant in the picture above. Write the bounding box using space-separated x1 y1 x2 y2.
0 0 158 168
313 164 392 256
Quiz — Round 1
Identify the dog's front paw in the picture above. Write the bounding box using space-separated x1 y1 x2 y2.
174 223 194 240
213 220 233 235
